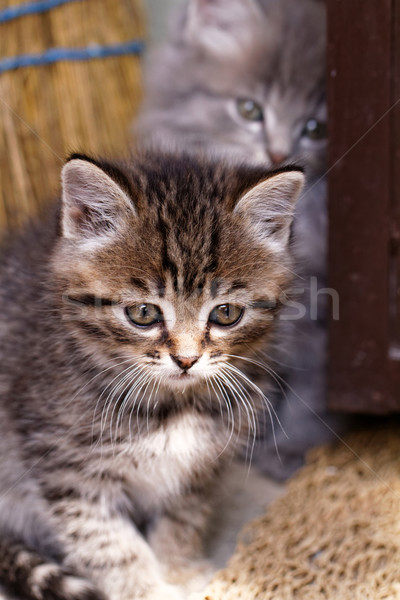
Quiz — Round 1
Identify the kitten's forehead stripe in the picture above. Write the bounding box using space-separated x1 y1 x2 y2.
65 294 115 307
140 163 227 297
156 278 166 298
251 299 281 310
227 281 247 294
130 278 150 294
156 213 179 293
210 279 221 298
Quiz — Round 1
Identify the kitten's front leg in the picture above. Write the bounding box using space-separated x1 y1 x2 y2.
52 499 185 600
148 491 215 595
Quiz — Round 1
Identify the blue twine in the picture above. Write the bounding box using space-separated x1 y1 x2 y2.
0 0 85 24
0 40 145 74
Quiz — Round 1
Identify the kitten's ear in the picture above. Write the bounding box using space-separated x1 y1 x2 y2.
185 0 263 56
234 170 305 252
61 158 136 242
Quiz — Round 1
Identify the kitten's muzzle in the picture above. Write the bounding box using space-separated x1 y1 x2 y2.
170 355 199 371
269 151 288 165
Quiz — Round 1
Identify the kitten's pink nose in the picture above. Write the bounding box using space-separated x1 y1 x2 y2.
269 151 288 165
171 355 199 371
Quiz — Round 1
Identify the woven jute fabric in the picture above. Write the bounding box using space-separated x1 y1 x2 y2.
0 0 145 231
202 427 400 600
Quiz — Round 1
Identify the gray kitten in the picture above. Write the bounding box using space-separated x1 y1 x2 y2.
135 0 347 479
0 151 303 599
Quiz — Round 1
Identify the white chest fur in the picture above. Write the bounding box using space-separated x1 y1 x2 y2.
125 412 225 511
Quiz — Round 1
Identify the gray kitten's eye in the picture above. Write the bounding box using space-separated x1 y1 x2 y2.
209 304 243 327
302 118 327 140
126 304 163 327
236 99 263 122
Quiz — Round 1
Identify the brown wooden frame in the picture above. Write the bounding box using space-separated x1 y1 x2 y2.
327 0 400 412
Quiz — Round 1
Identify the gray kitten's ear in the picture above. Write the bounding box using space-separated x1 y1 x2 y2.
185 0 262 56
61 158 136 242
234 170 305 252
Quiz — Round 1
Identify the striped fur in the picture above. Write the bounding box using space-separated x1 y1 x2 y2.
0 152 302 599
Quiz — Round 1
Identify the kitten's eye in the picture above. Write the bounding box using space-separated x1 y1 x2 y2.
302 118 327 140
125 304 163 327
236 98 263 122
209 304 243 327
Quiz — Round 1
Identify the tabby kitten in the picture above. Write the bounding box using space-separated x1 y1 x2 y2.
135 0 346 479
0 152 303 600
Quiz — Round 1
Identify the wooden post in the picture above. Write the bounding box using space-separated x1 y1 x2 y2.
327 0 400 412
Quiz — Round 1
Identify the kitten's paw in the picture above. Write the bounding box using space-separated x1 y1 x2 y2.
28 563 104 600
57 574 105 600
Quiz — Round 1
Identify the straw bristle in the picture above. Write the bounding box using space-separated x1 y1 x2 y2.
0 0 146 231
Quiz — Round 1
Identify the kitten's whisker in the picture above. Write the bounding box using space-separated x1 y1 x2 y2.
131 374 153 436
114 367 148 442
214 375 235 433
108 366 145 448
125 372 153 440
135 375 155 434
241 345 290 410
55 354 132 437
216 369 242 431
94 361 138 429
253 346 306 370
205 376 223 422
208 377 228 430
92 359 141 447
233 379 258 471
99 365 142 450
226 354 282 391
125 372 152 441
221 367 258 434
152 375 163 412
256 349 303 386
210 375 233 434
224 361 275 417
115 367 146 439
204 377 214 414
221 368 259 447
219 367 258 465
101 368 147 450
145 377 159 433
228 352 291 404
219 367 257 438
223 361 285 460
217 371 245 452
212 376 236 458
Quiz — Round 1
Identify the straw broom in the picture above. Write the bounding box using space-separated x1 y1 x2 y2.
0 0 146 231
